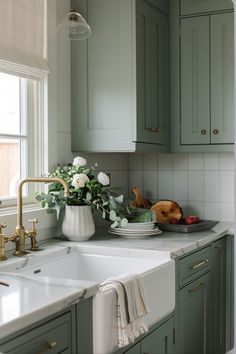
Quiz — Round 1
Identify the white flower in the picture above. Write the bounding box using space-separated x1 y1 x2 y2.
98 172 110 186
72 156 87 167
71 173 89 189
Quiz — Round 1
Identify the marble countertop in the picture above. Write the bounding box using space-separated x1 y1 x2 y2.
0 221 233 341
78 221 234 258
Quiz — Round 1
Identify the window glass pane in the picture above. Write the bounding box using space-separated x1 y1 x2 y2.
0 73 20 135
0 139 20 198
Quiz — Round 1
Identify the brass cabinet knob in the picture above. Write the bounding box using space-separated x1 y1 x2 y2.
35 340 57 354
201 129 207 135
147 127 160 133
213 129 219 135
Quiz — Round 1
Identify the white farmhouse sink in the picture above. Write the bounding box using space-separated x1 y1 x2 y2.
16 244 175 354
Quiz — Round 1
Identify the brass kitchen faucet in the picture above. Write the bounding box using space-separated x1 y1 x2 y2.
0 177 69 261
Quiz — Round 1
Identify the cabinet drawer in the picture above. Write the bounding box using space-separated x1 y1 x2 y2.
179 246 211 287
1 312 72 354
180 0 233 16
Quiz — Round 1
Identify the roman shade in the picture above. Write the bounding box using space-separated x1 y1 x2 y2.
0 0 49 79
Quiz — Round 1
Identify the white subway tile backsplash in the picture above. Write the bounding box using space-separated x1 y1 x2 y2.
204 171 219 202
173 153 188 170
188 202 204 218
128 171 144 194
109 170 129 196
128 153 144 170
203 202 220 221
188 153 204 170
143 170 158 200
219 202 234 221
203 153 219 171
143 153 158 170
219 153 234 170
188 171 204 202
173 170 188 201
219 171 234 203
157 170 173 200
158 153 173 170
63 151 235 223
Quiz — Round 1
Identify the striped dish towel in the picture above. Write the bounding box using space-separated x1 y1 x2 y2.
99 273 149 348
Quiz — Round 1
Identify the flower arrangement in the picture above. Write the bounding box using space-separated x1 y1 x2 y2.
35 156 128 228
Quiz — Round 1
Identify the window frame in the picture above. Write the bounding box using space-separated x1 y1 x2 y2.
0 74 47 209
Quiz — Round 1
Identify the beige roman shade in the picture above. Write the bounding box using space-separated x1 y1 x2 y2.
0 0 49 79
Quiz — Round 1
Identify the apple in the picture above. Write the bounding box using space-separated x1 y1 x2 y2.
184 216 200 225
169 217 179 224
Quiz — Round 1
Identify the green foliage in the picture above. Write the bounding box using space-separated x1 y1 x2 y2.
35 157 128 227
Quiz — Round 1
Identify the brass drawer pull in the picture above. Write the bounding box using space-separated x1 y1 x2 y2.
35 340 57 354
189 282 204 293
190 259 208 270
201 129 207 135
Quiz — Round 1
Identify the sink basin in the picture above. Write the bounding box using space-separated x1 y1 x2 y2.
15 244 175 354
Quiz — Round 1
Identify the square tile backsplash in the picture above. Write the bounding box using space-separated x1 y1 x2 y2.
67 151 234 222
128 152 235 222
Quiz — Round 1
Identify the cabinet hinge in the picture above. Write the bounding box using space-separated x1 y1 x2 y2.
173 327 176 345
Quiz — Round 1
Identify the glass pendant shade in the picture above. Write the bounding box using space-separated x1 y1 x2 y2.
59 10 91 40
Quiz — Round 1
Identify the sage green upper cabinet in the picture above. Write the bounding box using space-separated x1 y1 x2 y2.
211 13 234 144
170 0 234 153
71 0 169 152
180 0 233 16
136 0 169 146
180 16 210 145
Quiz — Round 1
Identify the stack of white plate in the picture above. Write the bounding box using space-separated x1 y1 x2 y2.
109 221 162 239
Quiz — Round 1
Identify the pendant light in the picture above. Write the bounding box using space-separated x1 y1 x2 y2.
59 9 91 41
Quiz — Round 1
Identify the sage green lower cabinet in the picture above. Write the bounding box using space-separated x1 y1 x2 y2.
175 236 234 354
141 317 175 354
123 317 175 354
0 309 76 354
0 299 93 354
178 273 211 354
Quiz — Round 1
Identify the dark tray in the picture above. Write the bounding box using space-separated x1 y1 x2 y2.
156 220 219 233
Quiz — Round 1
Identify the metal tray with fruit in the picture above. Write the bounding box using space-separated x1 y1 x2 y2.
156 219 218 233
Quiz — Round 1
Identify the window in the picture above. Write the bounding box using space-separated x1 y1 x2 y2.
0 0 48 210
0 72 46 207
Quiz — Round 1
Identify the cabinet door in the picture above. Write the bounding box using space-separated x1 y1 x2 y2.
136 0 169 146
180 0 233 16
141 318 174 354
178 273 211 354
180 16 210 145
212 238 226 354
211 13 234 145
71 0 135 152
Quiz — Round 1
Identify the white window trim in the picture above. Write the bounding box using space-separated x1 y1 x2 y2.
0 76 48 212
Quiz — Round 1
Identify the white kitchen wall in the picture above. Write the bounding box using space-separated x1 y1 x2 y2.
128 152 235 222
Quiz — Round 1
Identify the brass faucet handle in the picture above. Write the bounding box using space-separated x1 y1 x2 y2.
27 219 39 251
28 218 39 230
0 232 8 261
0 223 7 235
